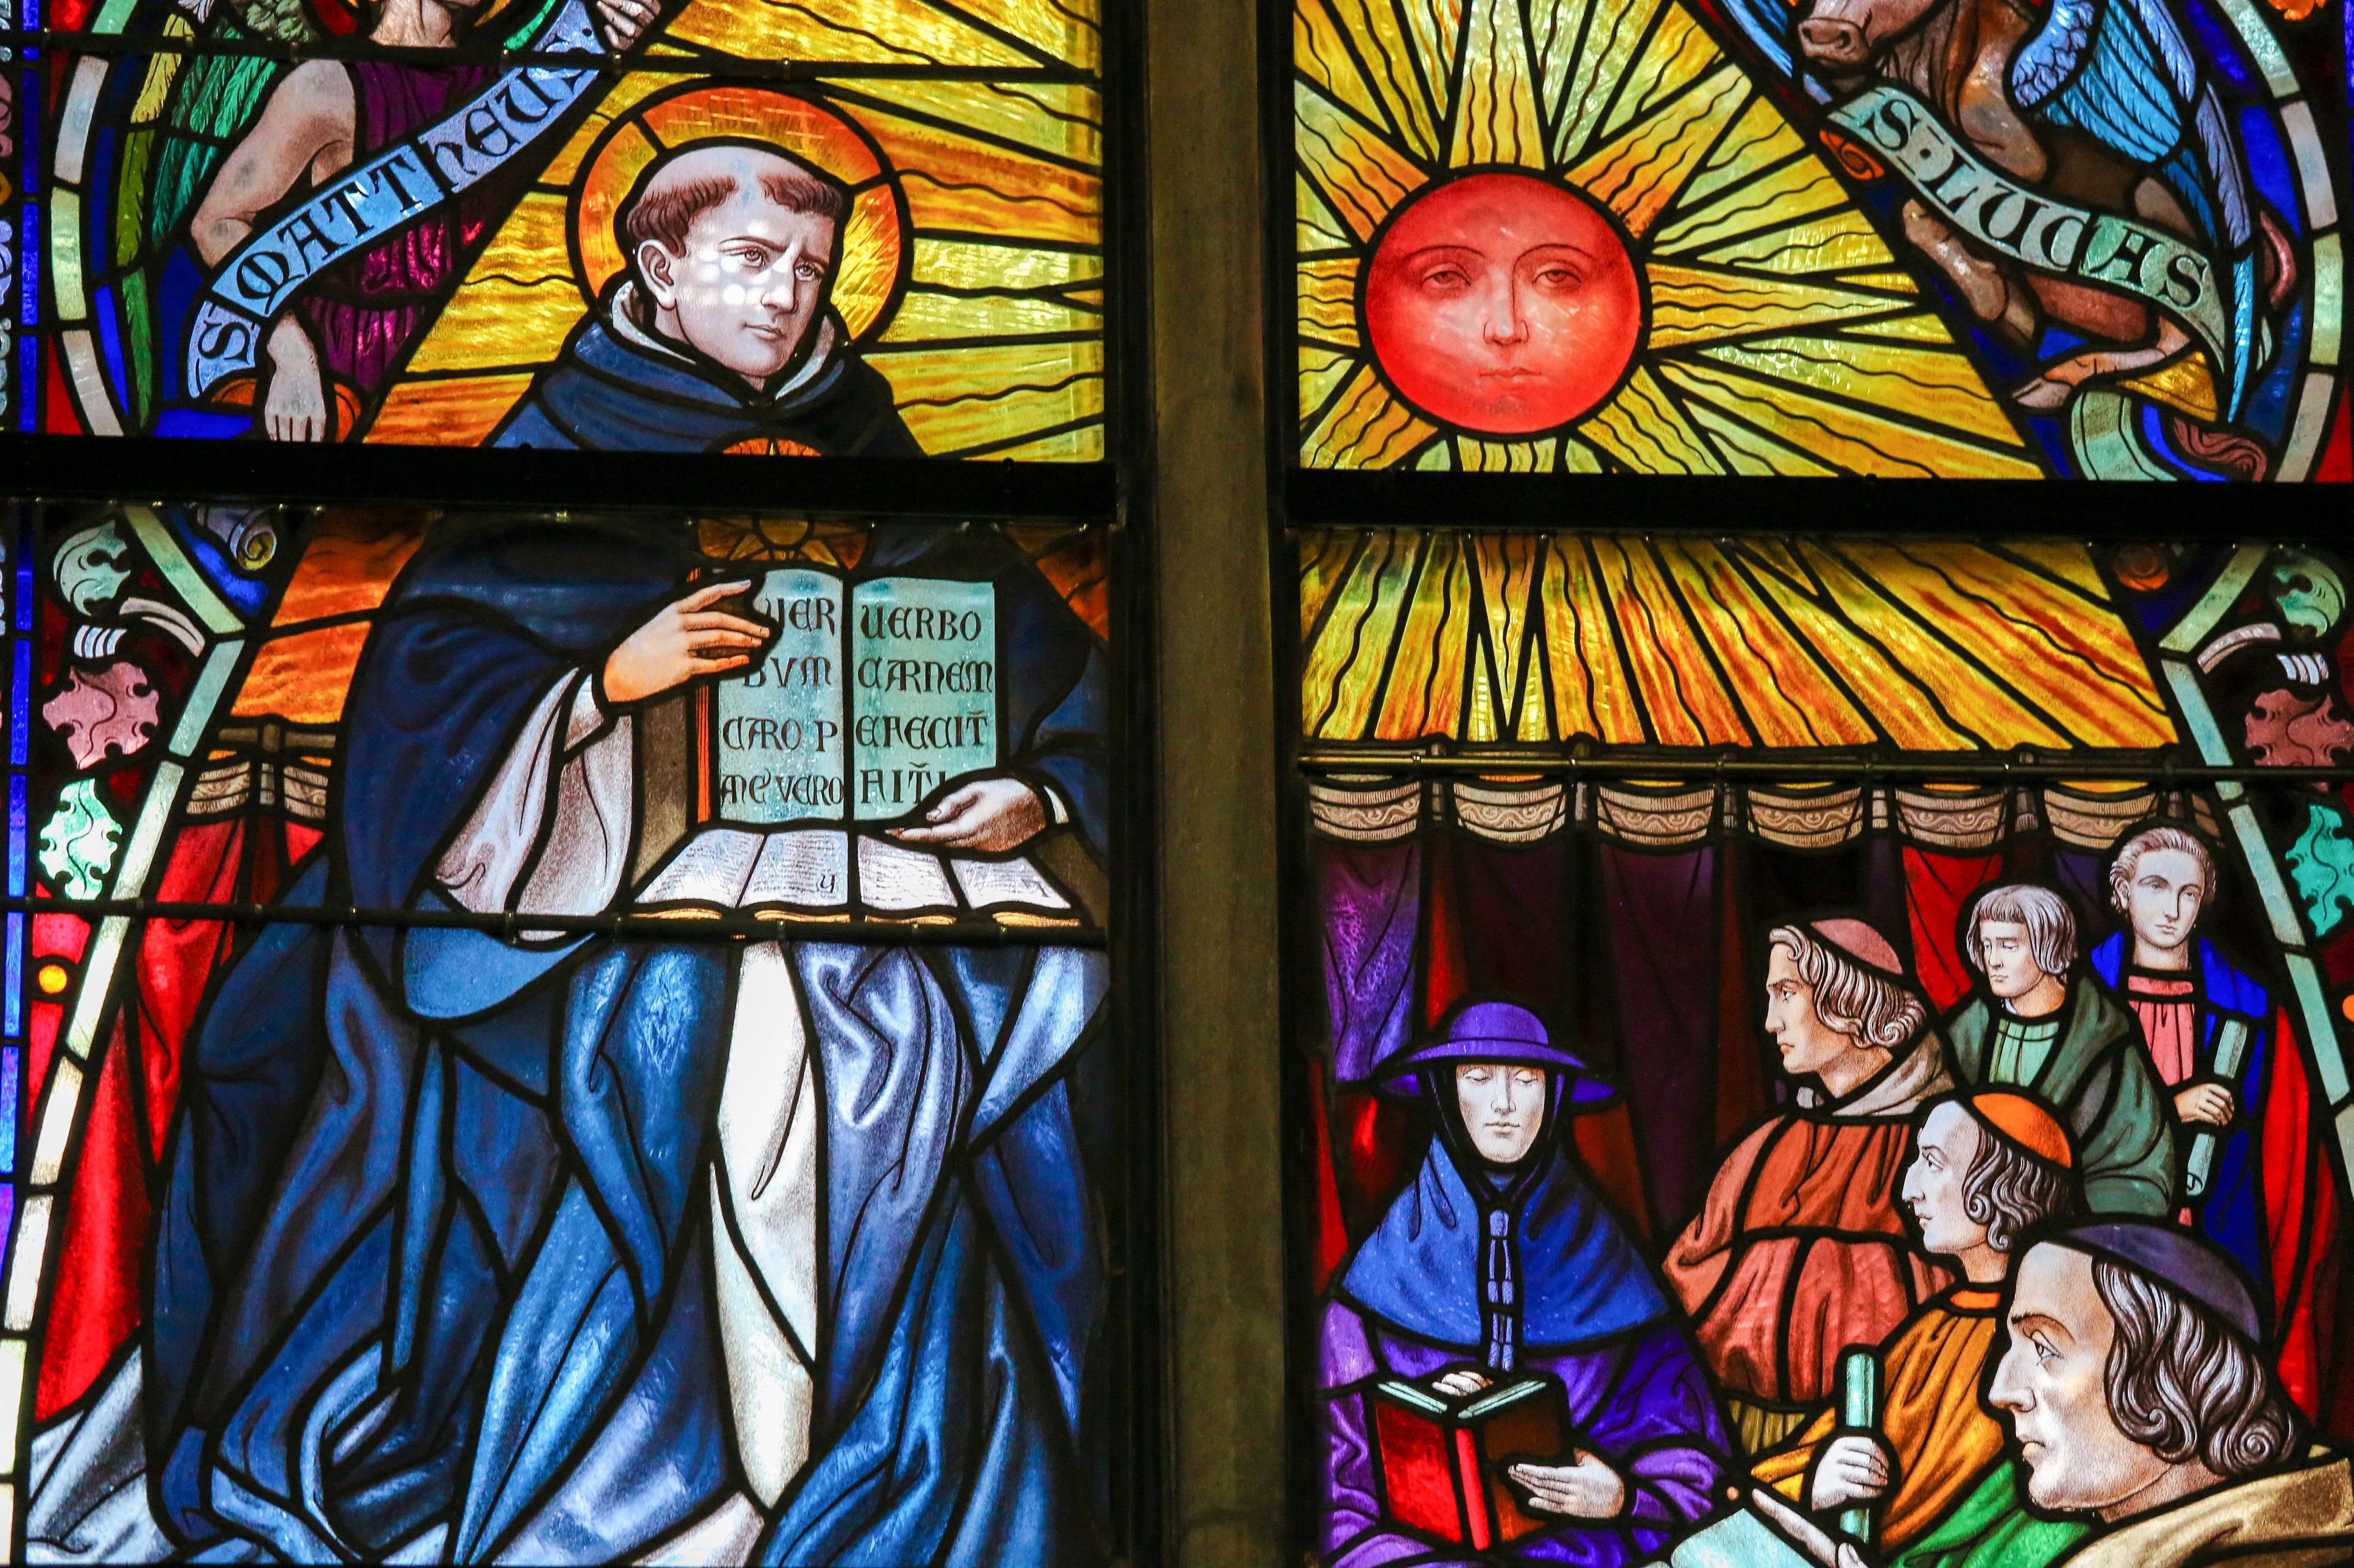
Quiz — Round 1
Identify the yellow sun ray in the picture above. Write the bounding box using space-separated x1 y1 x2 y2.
1651 153 1849 253
867 339 1103 454
1305 364 1438 467
1327 0 1444 159
1450 0 1548 167
1299 174 1355 253
1601 5 1723 141
1685 399 1838 474
1405 0 1467 133
835 79 1101 163
1547 0 1662 164
1565 62 1748 238
1300 258 1362 347
1695 208 1897 273
1299 0 1396 140
1301 346 1360 421
1697 334 2026 446
665 0 1038 68
1676 93 1805 209
936 0 1098 68
913 237 1100 292
1296 79 1428 239
1579 364 1724 472
1659 360 2043 477
1645 262 1913 346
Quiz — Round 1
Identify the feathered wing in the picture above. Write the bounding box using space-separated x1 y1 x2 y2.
108 0 312 427
2009 0 2261 412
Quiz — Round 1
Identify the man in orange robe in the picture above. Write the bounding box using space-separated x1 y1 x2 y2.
1754 1092 2089 1567
1667 918 1952 1454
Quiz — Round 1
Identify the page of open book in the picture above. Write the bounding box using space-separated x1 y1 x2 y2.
634 825 1077 921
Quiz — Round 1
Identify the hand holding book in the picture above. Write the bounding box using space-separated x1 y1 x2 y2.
891 777 1049 852
1508 1451 1627 1519
603 580 768 705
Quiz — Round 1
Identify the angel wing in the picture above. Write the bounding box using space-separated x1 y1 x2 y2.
106 0 315 428
2009 0 2261 411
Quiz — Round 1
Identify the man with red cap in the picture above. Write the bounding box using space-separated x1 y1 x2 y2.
1667 918 1952 1455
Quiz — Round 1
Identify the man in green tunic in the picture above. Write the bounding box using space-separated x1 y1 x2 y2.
1942 884 2173 1216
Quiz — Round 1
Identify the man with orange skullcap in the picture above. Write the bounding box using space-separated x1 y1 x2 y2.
1668 918 1953 1454
1754 1091 2090 1568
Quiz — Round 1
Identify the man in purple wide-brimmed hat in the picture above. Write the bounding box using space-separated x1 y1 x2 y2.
1317 999 1732 1566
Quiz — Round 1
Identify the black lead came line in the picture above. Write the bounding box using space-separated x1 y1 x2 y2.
0 897 1108 947
1293 750 2354 786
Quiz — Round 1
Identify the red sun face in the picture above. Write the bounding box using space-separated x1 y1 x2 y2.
1365 173 1642 435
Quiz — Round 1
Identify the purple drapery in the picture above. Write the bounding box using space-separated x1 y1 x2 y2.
1600 846 1719 1235
1318 840 1421 1082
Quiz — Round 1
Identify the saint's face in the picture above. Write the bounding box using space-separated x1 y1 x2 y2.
1455 1063 1547 1166
1764 943 1856 1080
656 192 837 386
1989 1245 2176 1514
1976 919 2048 1000
1365 173 1640 435
1902 1101 1989 1259
2124 849 2206 959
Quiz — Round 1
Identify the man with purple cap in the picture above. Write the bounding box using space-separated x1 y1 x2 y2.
1318 999 1732 1566
1987 1218 2354 1566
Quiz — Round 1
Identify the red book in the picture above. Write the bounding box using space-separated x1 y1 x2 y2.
1369 1375 1569 1549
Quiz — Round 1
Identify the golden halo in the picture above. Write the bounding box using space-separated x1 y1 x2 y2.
575 85 906 342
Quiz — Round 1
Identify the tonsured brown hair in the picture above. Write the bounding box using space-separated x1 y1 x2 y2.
626 167 846 255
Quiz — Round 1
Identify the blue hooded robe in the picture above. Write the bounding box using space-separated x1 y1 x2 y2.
144 515 1111 1564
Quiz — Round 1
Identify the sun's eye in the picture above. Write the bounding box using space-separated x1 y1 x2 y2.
1418 264 1472 292
1530 264 1586 291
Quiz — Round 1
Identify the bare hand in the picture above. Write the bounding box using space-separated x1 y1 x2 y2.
1430 1369 1490 1398
2174 1083 2235 1126
890 777 1047 852
1810 1434 1891 1512
263 319 328 443
1509 1452 1625 1519
593 0 656 47
602 581 765 705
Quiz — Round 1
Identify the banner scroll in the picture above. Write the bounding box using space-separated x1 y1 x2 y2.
1825 84 2238 398
183 0 610 400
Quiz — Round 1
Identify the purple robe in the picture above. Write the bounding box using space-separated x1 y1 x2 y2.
298 60 507 395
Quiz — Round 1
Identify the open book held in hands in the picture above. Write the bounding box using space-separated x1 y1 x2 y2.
1369 1374 1569 1550
630 566 1090 926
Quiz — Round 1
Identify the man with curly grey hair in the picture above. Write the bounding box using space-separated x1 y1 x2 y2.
1989 1219 2353 1566
1667 917 1952 1454
1945 885 2173 1216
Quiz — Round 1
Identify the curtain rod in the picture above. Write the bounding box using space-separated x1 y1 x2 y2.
0 898 1106 947
1293 751 2354 786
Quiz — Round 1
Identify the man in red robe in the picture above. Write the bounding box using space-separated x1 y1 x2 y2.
1666 918 1953 1454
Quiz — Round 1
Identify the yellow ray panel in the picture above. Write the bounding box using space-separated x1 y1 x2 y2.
1459 438 1558 471
1845 312 1959 343
1688 402 1835 474
1467 533 1544 742
1677 94 1805 210
1858 543 2173 746
405 279 586 374
1299 530 1366 642
913 237 1100 291
2001 540 2111 599
1296 80 1428 240
1304 531 1423 738
1566 61 1747 239
972 424 1105 460
1699 336 2022 447
1326 0 1442 158
1602 4 1722 139
938 0 1099 68
868 340 1102 453
1662 360 2040 477
1300 256 1362 346
538 77 680 186
1587 536 1751 745
1549 0 1662 164
1659 540 1877 746
1300 0 1394 138
1695 208 1897 274
1377 536 1474 739
855 110 1100 244
665 0 1036 68
1299 172 1357 254
1301 346 1360 421
839 79 1101 163
1540 538 1648 744
365 374 534 447
1527 0 1593 99
1724 543 1974 749
879 291 1098 343
1645 264 1912 347
1651 154 1847 254
1404 0 1466 129
1794 543 2066 748
1303 364 1436 468
1450 0 1547 167
1579 363 1724 472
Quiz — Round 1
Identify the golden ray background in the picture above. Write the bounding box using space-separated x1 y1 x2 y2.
1295 0 2053 476
376 0 1105 457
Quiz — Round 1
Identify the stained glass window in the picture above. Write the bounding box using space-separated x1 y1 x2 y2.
1293 533 2354 1563
1291 0 2349 478
4 0 1105 455
0 500 1134 1562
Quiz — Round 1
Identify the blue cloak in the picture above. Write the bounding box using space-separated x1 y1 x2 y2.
146 516 1111 1564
